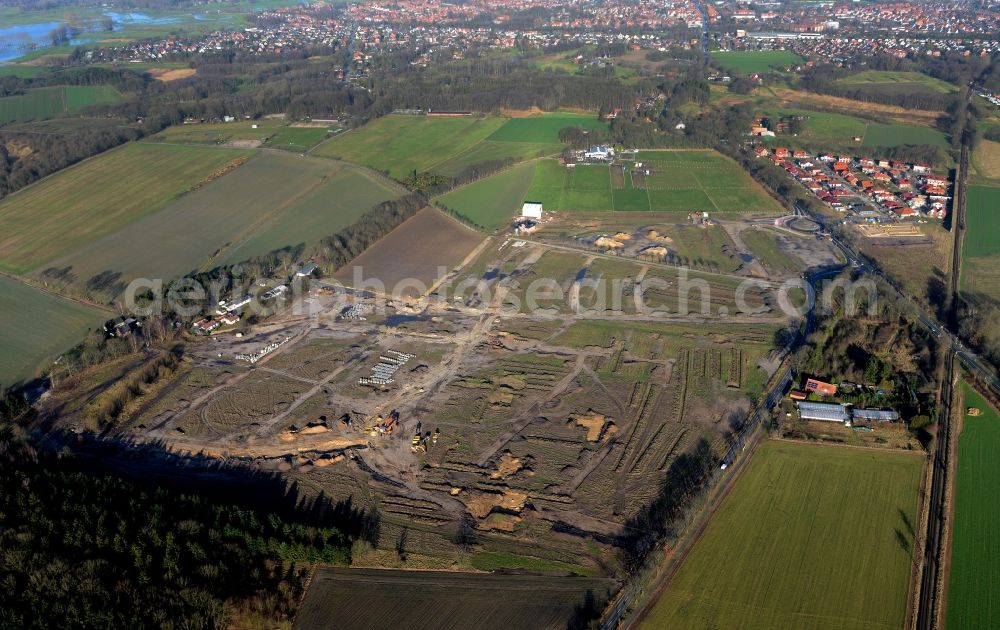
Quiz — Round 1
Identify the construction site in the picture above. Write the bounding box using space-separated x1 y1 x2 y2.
38 228 803 574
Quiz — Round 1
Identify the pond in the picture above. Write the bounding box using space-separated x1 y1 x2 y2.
102 12 184 26
0 12 187 62
385 314 427 327
0 21 74 61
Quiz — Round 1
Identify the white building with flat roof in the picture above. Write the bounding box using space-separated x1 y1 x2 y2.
584 145 614 160
521 202 543 219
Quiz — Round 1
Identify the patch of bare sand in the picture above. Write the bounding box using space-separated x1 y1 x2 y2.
4 140 33 159
463 489 528 519
227 139 263 149
646 230 674 243
570 410 615 442
488 389 515 405
490 451 524 479
501 106 544 117
149 67 197 82
478 513 522 532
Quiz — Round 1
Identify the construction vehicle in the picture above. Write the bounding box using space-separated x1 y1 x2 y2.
383 410 400 435
367 409 401 437
411 431 426 453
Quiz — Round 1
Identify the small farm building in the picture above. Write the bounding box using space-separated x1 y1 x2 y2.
805 378 838 397
296 263 319 277
796 401 851 423
851 409 900 422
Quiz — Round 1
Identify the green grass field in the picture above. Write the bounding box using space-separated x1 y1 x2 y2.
524 151 782 214
436 161 537 230
213 155 402 265
959 185 1000 300
862 122 948 148
711 50 804 74
0 85 121 124
0 275 107 386
311 113 584 179
311 114 505 179
0 64 49 78
486 113 607 143
741 227 803 274
431 139 559 177
0 143 250 274
763 108 868 142
947 382 1000 630
961 186 1000 259
38 152 402 289
836 70 956 95
642 440 924 630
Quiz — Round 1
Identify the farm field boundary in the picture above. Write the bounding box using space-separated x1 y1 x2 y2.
311 114 505 179
710 50 804 74
293 567 615 630
0 85 122 124
945 381 1000 630
332 207 484 299
523 150 782 215
435 160 537 230
34 152 404 294
0 274 108 386
0 142 252 274
637 439 924 630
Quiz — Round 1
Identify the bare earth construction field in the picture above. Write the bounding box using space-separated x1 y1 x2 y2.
333 207 483 298
69 222 788 580
294 568 614 630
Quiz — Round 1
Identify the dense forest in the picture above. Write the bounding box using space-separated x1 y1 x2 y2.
0 419 355 628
